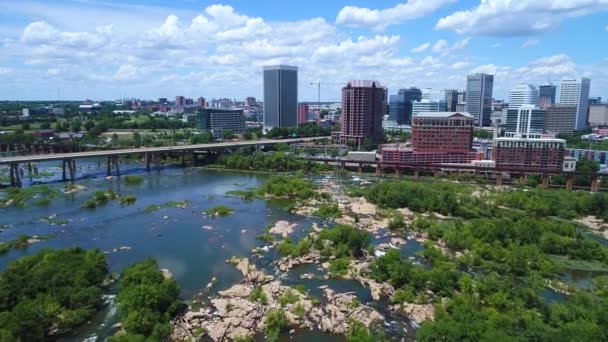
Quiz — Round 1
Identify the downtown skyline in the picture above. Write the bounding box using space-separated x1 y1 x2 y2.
0 0 607 101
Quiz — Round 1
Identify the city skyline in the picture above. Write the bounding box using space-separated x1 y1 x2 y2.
0 0 607 101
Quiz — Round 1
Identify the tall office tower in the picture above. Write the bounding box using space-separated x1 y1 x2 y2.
196 97 206 108
505 104 546 137
544 104 578 134
175 96 185 106
245 97 257 107
387 88 422 125
559 77 591 130
263 65 298 130
539 84 557 105
412 99 446 116
337 80 386 148
297 104 309 125
508 84 539 109
466 73 494 127
589 104 608 126
444 89 459 112
388 95 405 124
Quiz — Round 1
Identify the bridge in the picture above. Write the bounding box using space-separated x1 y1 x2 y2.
0 137 322 187
307 157 606 192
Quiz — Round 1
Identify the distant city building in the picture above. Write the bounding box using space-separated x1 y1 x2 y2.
444 89 459 112
559 77 591 130
539 85 557 105
298 104 309 125
589 97 602 106
334 80 386 147
196 97 206 108
567 149 608 165
388 88 422 125
411 112 474 152
22 109 29 117
412 99 446 116
505 105 546 137
543 104 578 134
508 84 539 109
245 97 257 107
589 104 608 126
159 98 168 104
185 98 194 106
493 137 566 172
466 73 494 127
263 65 298 130
195 109 246 138
175 96 186 106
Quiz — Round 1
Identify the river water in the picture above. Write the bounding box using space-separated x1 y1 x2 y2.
0 160 422 341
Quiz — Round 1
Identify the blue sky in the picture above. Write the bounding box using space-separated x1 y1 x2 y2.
0 0 607 101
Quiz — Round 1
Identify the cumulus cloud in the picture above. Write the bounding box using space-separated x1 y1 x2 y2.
436 0 608 36
411 42 431 53
336 0 455 31
432 39 448 53
22 21 112 48
521 39 540 48
0 67 12 75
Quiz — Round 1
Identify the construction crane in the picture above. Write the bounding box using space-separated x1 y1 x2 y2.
309 82 342 115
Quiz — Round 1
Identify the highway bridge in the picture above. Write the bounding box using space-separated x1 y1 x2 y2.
0 137 322 186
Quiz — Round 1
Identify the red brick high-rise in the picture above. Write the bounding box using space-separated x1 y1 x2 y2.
335 80 386 148
411 112 474 152
298 104 309 125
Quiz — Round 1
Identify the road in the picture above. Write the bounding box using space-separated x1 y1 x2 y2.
0 137 323 164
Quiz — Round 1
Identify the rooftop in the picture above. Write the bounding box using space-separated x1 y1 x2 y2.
414 111 473 118
263 65 298 71
345 80 384 89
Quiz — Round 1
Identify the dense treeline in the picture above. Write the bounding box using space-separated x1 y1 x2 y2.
111 259 184 341
258 175 319 200
219 151 331 173
496 188 608 221
363 181 496 219
0 248 109 340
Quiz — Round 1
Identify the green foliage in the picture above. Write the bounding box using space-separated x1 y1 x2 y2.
264 309 288 342
119 195 137 206
293 302 305 317
277 237 313 258
0 248 108 340
364 180 492 218
144 200 189 212
82 190 120 209
278 289 300 306
346 320 387 342
123 175 144 186
258 175 317 200
496 188 608 221
293 284 307 294
248 286 268 305
0 185 62 208
0 234 51 255
329 257 352 276
220 150 331 173
113 259 184 340
314 203 342 219
204 205 234 217
317 224 371 258
226 189 257 200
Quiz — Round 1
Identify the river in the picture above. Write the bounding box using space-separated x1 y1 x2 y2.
0 160 423 341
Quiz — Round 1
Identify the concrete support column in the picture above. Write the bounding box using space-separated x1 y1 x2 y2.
413 169 420 179
395 168 401 177
114 156 121 177
590 176 600 192
496 173 503 186
519 175 526 185
62 160 67 181
566 174 574 191
542 174 550 189
10 163 21 188
376 164 383 177
358 163 363 173
106 157 112 176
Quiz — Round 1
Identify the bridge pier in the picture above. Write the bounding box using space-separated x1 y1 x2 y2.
114 156 121 177
541 174 550 189
106 157 112 176
496 173 503 186
566 174 574 191
145 153 152 172
519 175 526 186
395 168 401 177
358 163 363 173
375 164 383 177
413 169 420 179
590 176 599 192
9 163 21 188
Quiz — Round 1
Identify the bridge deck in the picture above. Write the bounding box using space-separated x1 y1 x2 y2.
0 137 320 164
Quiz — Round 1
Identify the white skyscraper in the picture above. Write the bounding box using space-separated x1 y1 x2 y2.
559 77 591 130
508 84 538 110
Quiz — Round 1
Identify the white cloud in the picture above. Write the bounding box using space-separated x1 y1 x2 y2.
436 0 608 36
0 67 12 75
451 61 470 69
22 21 112 48
521 39 540 48
411 42 431 53
432 39 448 53
336 0 455 31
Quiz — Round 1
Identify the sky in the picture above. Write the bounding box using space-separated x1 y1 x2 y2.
0 0 607 102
